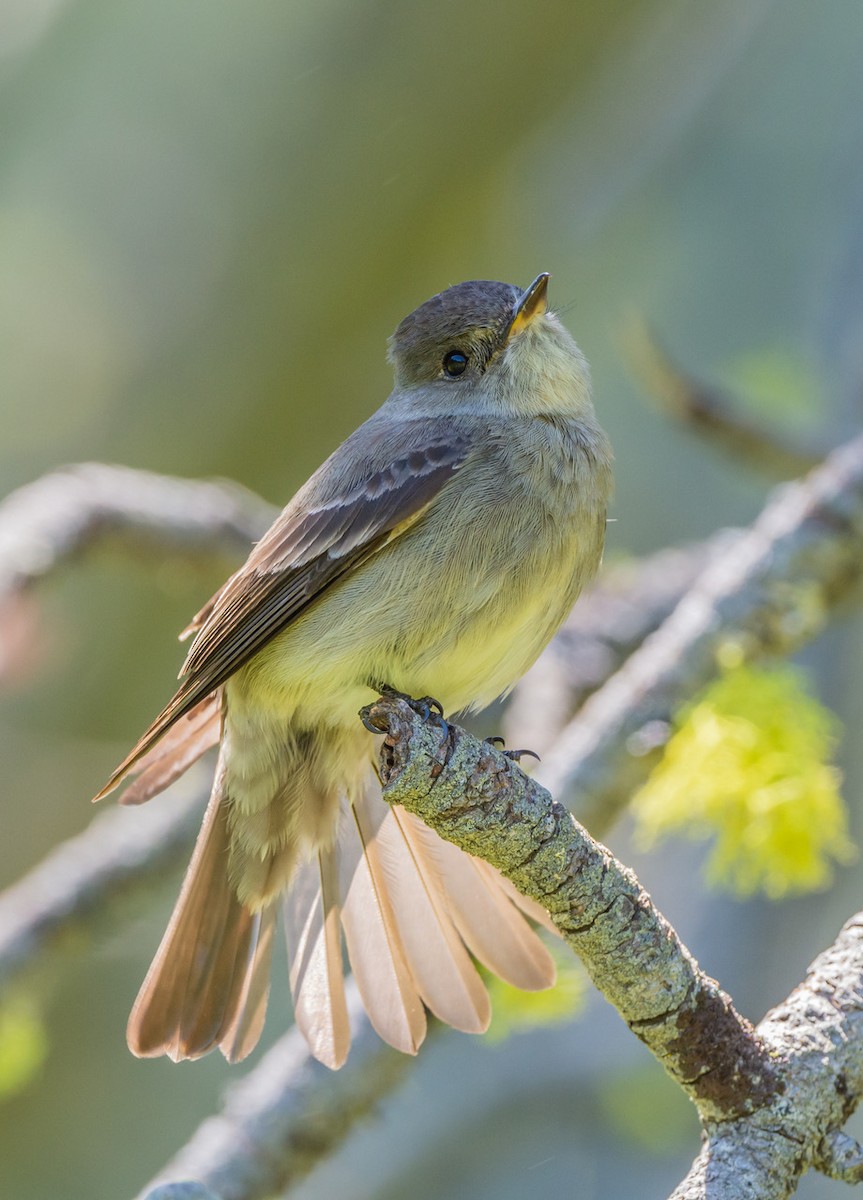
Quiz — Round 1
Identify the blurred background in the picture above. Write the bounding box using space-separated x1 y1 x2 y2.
1 0 863 1196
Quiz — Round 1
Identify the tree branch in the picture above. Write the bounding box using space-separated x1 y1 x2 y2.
671 913 863 1198
136 982 420 1200
538 431 863 833
365 697 863 1198
625 320 825 478
0 462 273 597
365 696 780 1121
0 778 204 989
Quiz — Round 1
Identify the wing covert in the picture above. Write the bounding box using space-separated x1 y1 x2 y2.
94 426 472 800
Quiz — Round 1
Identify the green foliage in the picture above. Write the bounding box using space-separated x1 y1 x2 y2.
633 664 856 898
0 994 47 1101
483 941 587 1043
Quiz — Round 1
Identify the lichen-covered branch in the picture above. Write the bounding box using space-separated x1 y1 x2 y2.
670 913 863 1199
538 431 863 833
136 982 418 1200
366 697 863 1197
364 696 781 1123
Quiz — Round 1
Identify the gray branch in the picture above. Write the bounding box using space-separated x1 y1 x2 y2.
671 913 863 1199
366 696 863 1199
136 983 419 1200
0 462 274 599
0 777 204 989
366 697 781 1121
538 431 863 833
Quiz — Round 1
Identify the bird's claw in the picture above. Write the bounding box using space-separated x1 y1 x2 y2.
503 748 541 764
483 735 539 764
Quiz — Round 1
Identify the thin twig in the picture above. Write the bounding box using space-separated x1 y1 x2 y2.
0 462 274 598
626 319 825 478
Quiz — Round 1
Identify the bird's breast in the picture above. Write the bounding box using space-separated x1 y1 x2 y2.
235 418 610 725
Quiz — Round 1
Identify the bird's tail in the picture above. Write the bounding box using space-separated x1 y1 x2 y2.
283 769 556 1068
126 750 276 1064
128 761 556 1068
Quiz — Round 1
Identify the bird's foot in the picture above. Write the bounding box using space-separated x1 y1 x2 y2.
361 683 446 732
484 734 541 764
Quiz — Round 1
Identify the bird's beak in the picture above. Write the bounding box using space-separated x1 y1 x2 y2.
507 273 550 341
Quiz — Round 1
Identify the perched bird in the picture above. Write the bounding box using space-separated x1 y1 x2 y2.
95 273 613 1068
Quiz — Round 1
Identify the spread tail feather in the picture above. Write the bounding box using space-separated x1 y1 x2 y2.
478 860 558 936
282 850 350 1070
126 755 558 1069
337 795 427 1055
397 809 557 988
127 756 275 1063
291 776 556 1067
354 788 490 1033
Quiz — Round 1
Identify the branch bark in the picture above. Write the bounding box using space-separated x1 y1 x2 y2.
366 697 781 1122
366 696 863 1199
672 913 863 1198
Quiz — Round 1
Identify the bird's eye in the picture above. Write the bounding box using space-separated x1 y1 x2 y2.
442 350 469 377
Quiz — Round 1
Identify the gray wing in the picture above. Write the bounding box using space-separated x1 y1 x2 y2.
95 425 472 799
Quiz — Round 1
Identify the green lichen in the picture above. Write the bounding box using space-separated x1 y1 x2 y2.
633 664 856 898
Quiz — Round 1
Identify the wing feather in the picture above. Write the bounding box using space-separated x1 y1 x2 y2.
117 693 221 806
94 426 472 801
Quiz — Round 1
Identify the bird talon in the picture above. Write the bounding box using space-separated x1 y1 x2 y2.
360 705 386 735
485 735 506 748
504 748 541 764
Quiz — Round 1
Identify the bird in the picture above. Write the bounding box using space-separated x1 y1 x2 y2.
95 273 613 1069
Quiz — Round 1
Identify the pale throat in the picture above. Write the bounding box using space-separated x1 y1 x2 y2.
495 315 593 420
